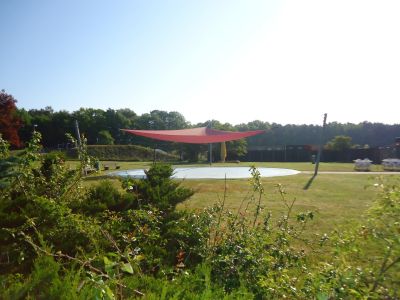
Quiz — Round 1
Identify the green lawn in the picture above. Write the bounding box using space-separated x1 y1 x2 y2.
71 160 385 173
178 173 389 235
76 160 396 235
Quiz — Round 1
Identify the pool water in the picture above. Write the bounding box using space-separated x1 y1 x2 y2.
109 167 300 179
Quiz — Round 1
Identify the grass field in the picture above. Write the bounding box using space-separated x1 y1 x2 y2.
178 173 388 235
71 160 386 172
76 160 399 236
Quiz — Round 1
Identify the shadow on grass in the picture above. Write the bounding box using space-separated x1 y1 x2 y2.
303 174 317 190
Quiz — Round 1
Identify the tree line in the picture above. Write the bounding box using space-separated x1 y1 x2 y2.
1 90 400 153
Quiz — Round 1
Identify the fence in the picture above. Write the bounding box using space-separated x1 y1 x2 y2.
243 145 389 163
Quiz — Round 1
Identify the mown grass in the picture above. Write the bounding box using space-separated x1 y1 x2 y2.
70 160 385 172
177 173 389 235
171 161 363 171
76 160 395 235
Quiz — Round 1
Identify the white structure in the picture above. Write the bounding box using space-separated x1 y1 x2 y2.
382 158 400 171
354 158 373 171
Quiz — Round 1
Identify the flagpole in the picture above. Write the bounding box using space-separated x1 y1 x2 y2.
314 113 327 176
209 143 212 165
208 120 212 165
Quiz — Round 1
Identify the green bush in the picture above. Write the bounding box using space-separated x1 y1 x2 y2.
66 144 178 161
306 179 400 299
122 164 194 213
74 181 137 215
0 133 101 273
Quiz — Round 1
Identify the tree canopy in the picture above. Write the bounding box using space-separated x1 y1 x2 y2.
0 90 22 147
325 135 353 151
1 87 397 158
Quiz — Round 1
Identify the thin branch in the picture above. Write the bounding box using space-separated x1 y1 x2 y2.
382 256 400 274
371 244 393 293
21 232 145 297
212 175 227 249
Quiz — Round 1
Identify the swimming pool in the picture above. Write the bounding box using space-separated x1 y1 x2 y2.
108 167 300 179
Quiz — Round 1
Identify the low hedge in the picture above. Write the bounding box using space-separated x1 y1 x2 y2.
66 144 178 161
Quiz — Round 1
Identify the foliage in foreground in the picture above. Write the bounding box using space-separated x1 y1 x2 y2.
0 133 399 299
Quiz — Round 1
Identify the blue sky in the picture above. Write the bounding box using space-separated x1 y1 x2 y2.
1 0 399 125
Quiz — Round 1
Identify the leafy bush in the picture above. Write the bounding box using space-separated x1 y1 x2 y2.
0 133 100 274
200 171 315 298
66 144 178 161
122 164 194 213
75 181 137 215
307 179 400 299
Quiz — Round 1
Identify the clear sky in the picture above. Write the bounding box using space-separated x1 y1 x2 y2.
1 0 399 125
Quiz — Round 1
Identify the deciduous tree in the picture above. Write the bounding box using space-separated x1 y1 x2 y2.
325 135 352 151
0 90 22 147
97 130 114 145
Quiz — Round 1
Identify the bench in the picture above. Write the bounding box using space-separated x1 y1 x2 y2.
83 166 96 175
103 162 121 171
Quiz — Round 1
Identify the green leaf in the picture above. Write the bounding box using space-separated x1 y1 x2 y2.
134 254 145 261
107 252 119 258
316 292 329 300
105 285 115 299
121 262 134 274
103 256 117 273
348 289 361 297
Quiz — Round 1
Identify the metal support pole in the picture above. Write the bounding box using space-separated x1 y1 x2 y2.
74 120 82 146
395 137 400 159
314 113 327 176
284 145 287 162
208 120 213 165
209 143 212 165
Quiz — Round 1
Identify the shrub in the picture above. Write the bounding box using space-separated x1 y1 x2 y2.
75 181 137 215
66 144 178 161
0 132 100 273
122 163 194 213
308 179 400 299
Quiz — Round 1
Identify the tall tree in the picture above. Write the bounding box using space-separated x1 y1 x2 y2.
97 130 114 145
0 90 22 147
25 107 55 147
325 135 353 151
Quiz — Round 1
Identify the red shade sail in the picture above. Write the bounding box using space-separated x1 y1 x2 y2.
121 127 264 144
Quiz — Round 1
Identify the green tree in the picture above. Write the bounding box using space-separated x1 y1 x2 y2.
207 121 248 160
104 108 136 144
20 107 75 148
0 90 22 147
72 108 106 144
97 130 114 145
325 135 352 151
